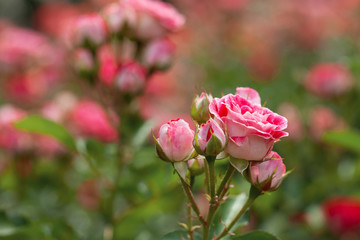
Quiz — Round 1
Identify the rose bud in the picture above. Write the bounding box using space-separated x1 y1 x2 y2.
188 156 205 176
155 118 195 162
72 48 95 76
102 2 136 35
191 92 213 124
304 63 353 98
72 13 108 48
142 38 175 71
126 0 185 40
245 151 286 192
115 61 147 94
209 87 288 161
194 119 226 156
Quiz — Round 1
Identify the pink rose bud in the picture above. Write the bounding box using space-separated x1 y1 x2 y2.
191 92 213 124
209 87 288 161
194 119 226 156
115 61 147 94
102 2 135 34
188 156 205 176
97 45 118 86
68 100 119 143
304 63 353 98
126 0 185 40
155 118 195 162
73 48 95 75
142 38 175 71
73 13 108 48
246 151 286 192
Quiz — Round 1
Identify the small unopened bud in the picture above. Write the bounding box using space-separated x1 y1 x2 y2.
194 119 226 156
73 48 95 76
73 13 108 48
142 38 175 71
115 61 147 94
191 92 213 124
245 151 286 192
155 118 195 162
188 156 205 176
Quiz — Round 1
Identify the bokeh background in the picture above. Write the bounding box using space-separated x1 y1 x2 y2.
1 0 360 239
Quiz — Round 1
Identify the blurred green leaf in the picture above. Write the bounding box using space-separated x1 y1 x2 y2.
0 224 17 236
323 130 360 155
14 115 76 152
232 231 280 240
213 193 249 235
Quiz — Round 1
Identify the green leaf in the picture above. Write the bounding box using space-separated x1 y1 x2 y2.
232 230 280 240
0 224 18 237
160 231 201 240
229 157 249 174
14 115 76 152
323 130 360 155
212 193 249 235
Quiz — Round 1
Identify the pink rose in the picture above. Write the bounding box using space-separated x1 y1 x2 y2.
247 151 286 192
115 61 147 94
126 0 185 39
156 118 194 162
142 37 176 71
194 119 226 156
304 63 353 98
209 87 288 161
102 2 136 34
68 100 118 143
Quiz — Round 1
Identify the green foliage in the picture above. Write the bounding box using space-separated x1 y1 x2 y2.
232 231 280 240
14 115 76 152
323 130 360 155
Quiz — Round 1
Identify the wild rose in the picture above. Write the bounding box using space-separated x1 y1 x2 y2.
246 151 286 192
304 63 353 98
126 0 185 39
142 38 175 71
155 118 194 162
191 91 213 124
68 100 118 143
194 119 226 156
322 197 360 237
115 61 147 94
209 87 288 161
73 13 108 47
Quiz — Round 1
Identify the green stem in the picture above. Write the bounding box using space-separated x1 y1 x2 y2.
203 156 217 240
215 186 262 240
178 173 207 226
204 160 210 193
217 164 236 201
187 202 194 240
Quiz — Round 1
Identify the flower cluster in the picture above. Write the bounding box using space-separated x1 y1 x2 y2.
156 87 288 192
71 0 184 95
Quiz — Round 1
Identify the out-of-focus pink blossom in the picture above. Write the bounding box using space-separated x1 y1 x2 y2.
72 13 108 47
0 105 32 152
98 45 118 85
304 63 353 98
115 61 147 94
77 179 101 210
126 0 185 39
278 103 304 141
68 100 119 143
73 48 95 74
309 106 346 141
323 197 360 237
142 38 176 70
102 2 135 34
41 92 78 123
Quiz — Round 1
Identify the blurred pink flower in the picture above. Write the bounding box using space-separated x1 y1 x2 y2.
68 100 119 143
142 37 176 70
278 103 304 141
115 61 147 94
304 63 353 98
98 45 118 86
